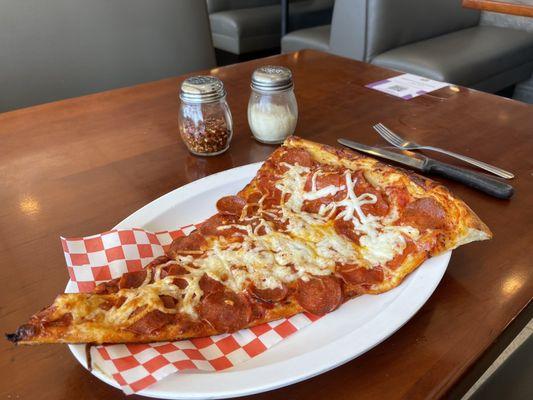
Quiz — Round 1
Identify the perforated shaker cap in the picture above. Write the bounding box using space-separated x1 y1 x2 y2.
251 66 293 92
180 76 226 103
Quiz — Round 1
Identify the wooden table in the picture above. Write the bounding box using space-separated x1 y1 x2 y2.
1 50 531 400
463 0 533 17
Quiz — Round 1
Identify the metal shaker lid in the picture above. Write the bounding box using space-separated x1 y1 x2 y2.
251 66 293 92
180 76 226 103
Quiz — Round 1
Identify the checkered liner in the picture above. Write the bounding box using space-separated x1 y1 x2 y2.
61 225 319 394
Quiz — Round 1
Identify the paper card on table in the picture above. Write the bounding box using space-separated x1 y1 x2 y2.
366 74 449 100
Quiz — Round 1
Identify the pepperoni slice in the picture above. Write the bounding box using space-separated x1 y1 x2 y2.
145 255 171 270
129 305 147 319
386 186 410 209
387 240 418 270
160 264 189 288
257 172 278 194
262 196 282 210
160 264 187 279
199 291 251 332
99 300 114 311
352 171 389 217
216 195 247 217
304 170 344 193
119 270 147 289
127 310 173 335
250 300 269 321
167 231 206 257
199 274 225 295
171 277 189 289
33 306 57 322
199 214 244 238
301 198 325 214
244 203 260 218
261 210 288 231
296 276 343 316
256 171 284 205
302 170 347 214
159 295 178 308
363 191 389 216
93 278 120 294
246 191 263 204
337 264 384 285
401 197 447 231
98 296 126 310
248 218 268 236
249 282 288 303
115 296 127 308
334 218 361 244
42 313 73 328
279 148 313 168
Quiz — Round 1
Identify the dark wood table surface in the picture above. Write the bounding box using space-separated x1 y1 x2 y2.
1 50 532 400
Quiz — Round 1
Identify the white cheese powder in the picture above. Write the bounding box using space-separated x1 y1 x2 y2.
248 103 297 143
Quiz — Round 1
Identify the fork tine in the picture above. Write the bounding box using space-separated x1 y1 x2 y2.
374 123 397 141
377 124 404 147
380 124 405 145
373 124 403 147
379 124 401 140
373 124 388 137
373 124 393 140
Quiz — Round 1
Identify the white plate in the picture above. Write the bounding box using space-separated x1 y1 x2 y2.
68 162 450 399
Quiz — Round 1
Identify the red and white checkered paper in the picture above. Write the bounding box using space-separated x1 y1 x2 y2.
61 224 319 394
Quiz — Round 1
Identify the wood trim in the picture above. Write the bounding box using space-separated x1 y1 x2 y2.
463 0 533 17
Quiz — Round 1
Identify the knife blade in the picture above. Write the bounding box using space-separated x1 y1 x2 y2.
338 138 514 199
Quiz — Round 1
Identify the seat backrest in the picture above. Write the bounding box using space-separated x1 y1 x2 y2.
330 0 480 62
206 0 278 13
0 0 216 112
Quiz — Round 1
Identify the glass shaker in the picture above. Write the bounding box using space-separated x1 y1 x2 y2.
179 76 233 156
248 66 298 144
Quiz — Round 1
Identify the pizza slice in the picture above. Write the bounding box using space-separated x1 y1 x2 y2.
7 137 491 345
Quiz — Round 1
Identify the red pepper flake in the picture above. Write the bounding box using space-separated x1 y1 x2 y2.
181 116 230 155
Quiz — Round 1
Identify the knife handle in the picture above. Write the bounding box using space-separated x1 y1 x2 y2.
427 160 514 199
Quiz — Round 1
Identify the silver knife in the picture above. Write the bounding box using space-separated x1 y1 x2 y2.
338 138 513 199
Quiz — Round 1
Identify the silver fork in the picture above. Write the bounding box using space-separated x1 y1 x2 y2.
373 123 514 179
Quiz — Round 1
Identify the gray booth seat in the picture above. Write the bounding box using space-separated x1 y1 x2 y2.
372 26 533 93
0 0 215 112
208 0 334 55
281 25 331 53
282 0 533 93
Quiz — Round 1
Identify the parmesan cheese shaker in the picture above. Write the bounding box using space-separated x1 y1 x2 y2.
248 66 298 144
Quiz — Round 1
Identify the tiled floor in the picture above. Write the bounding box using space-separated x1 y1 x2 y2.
461 318 533 399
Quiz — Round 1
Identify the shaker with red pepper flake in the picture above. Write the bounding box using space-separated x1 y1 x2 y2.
179 76 233 156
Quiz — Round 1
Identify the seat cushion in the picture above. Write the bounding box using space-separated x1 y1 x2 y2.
281 25 331 53
210 6 280 54
209 0 333 54
371 26 533 90
364 0 480 61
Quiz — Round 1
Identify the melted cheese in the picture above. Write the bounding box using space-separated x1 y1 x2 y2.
55 274 183 325
168 163 419 316
59 162 421 323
